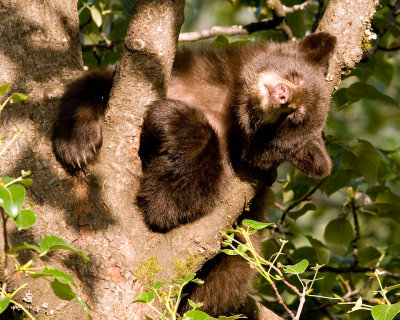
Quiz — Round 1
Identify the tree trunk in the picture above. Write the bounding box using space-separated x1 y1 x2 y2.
0 0 378 319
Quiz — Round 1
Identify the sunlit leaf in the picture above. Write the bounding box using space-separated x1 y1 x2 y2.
0 83 10 96
0 184 25 218
31 266 76 286
184 309 217 319
50 279 76 301
283 259 309 274
76 296 92 320
14 209 37 230
10 93 28 104
242 219 274 230
90 6 102 27
0 297 10 313
371 302 400 320
132 291 155 304
38 236 89 262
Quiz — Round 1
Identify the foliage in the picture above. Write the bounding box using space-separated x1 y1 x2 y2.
222 220 400 320
132 274 242 319
0 85 91 320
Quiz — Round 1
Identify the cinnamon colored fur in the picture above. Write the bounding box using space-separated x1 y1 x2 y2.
52 32 336 318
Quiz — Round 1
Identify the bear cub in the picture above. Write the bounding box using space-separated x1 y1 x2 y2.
52 32 336 232
52 32 336 318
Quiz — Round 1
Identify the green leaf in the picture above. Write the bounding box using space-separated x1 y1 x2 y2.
288 202 316 220
373 51 394 86
346 82 399 108
76 296 92 320
351 139 381 185
0 184 25 218
50 279 76 301
184 274 196 282
31 266 76 286
10 93 28 104
90 6 102 27
211 35 230 48
324 218 354 256
218 316 244 320
358 247 381 267
0 83 10 96
132 291 155 304
283 259 309 274
386 284 400 293
306 236 331 264
191 278 204 285
332 88 349 108
188 299 197 308
152 281 166 289
236 245 248 254
38 236 90 262
0 297 10 313
7 242 43 255
14 209 37 230
371 302 400 320
184 309 217 319
1 177 33 188
242 219 274 230
371 189 400 223
220 249 238 256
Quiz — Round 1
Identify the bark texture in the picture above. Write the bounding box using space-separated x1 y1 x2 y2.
0 0 378 319
318 0 380 90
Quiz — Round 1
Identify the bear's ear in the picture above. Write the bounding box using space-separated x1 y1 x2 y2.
289 137 332 179
298 32 336 72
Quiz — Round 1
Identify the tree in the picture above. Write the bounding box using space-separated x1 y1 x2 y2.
2 0 399 319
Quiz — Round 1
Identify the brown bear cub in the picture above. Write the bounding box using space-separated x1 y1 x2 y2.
52 32 336 317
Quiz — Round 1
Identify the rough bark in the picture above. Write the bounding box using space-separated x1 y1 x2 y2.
0 0 378 320
318 0 380 90
0 0 86 318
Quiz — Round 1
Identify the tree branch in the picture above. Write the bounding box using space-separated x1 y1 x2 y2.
178 18 283 42
317 0 379 90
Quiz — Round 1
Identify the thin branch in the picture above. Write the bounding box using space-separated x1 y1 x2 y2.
1 209 9 298
282 0 314 14
178 0 314 42
179 25 247 42
294 287 307 320
350 199 361 268
178 17 283 42
319 266 400 280
277 20 295 40
277 179 326 227
0 209 9 253
270 279 296 319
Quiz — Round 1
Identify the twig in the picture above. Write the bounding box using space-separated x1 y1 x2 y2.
1 209 9 298
282 0 314 14
350 197 361 268
178 0 314 42
178 18 283 42
277 20 295 40
270 279 295 319
100 31 112 47
1 209 9 253
277 179 326 226
179 26 247 42
294 287 307 320
319 265 400 280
